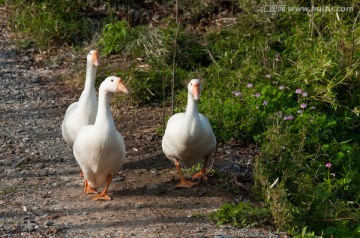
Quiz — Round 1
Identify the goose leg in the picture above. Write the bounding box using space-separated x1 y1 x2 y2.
91 175 112 201
84 179 97 194
191 156 209 181
175 160 197 188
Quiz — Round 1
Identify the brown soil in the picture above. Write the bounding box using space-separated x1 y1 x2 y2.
0 5 280 238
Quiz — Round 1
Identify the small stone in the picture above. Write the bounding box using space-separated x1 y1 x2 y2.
41 191 50 198
149 169 158 175
113 176 125 182
134 203 143 209
38 169 48 176
214 234 232 238
147 184 157 190
25 223 37 232
44 221 54 227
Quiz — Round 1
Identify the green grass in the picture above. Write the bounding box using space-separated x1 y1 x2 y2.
8 0 97 48
210 202 272 228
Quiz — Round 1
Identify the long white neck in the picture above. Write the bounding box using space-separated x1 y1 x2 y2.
184 91 202 135
84 61 97 90
78 61 97 104
95 90 116 130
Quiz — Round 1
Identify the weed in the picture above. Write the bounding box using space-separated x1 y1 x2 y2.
209 202 272 228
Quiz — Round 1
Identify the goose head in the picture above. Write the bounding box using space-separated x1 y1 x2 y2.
87 50 100 67
188 79 202 101
100 76 129 94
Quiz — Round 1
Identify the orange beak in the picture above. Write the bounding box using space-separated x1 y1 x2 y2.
92 51 99 66
192 83 200 100
117 78 130 94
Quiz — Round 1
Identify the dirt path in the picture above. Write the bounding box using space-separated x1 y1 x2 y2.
0 6 279 238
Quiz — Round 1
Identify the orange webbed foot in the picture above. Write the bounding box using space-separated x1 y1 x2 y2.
91 193 111 201
91 175 113 201
84 179 97 194
176 179 197 188
174 159 198 188
191 169 207 181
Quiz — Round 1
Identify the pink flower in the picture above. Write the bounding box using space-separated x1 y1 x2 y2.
262 100 268 106
300 103 307 109
265 74 271 78
283 115 294 120
325 162 332 168
302 92 308 97
279 85 285 90
295 88 302 94
246 83 253 88
255 93 261 98
232 91 242 97
297 110 303 114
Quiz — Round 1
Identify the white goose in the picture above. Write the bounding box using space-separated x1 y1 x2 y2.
162 79 216 188
73 76 129 201
62 50 99 147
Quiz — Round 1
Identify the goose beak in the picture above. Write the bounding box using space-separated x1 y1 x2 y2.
192 83 200 100
92 51 100 67
117 78 130 94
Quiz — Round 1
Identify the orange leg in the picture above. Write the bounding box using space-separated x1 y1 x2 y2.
191 157 209 181
84 179 97 194
91 175 112 201
80 171 84 177
175 160 197 188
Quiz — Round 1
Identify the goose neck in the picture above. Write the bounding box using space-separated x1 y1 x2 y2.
95 90 115 129
84 61 97 90
185 92 199 119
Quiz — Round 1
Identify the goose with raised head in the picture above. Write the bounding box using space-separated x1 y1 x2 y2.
162 79 216 188
73 76 129 201
62 50 100 147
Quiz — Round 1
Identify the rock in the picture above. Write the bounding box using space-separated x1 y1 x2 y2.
113 176 125 182
149 169 159 175
134 203 144 209
44 221 54 227
24 223 38 232
38 169 48 176
12 157 29 168
214 235 232 238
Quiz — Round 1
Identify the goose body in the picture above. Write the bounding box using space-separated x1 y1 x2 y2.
162 79 216 188
62 50 99 147
73 76 129 200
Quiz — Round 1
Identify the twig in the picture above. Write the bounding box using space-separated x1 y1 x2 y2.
204 144 217 177
350 11 360 65
162 72 166 131
175 0 179 24
171 20 181 116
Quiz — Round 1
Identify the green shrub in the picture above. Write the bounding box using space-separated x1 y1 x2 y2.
210 202 272 228
98 20 144 57
97 21 211 104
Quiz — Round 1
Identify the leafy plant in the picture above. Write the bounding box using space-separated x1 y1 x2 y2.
210 202 272 228
98 20 142 57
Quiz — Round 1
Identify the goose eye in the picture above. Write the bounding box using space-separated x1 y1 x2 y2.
111 79 114 82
